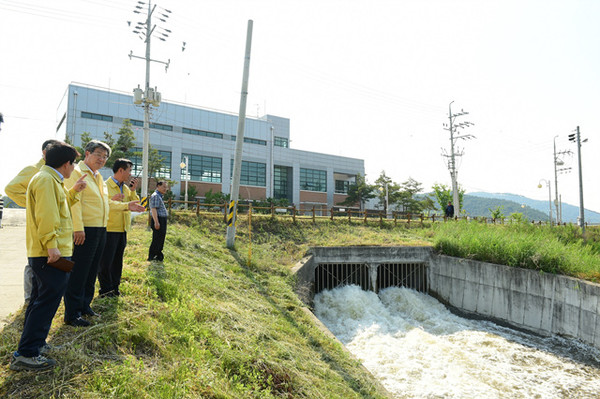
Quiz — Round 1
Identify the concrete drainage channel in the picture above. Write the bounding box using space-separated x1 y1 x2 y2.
292 246 600 351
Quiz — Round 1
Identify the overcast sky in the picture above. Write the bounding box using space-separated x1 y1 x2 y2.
1 0 598 212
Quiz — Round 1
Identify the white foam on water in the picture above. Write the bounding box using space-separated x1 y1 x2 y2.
314 285 600 398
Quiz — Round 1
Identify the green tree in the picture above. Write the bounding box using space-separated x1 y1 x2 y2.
396 177 424 214
419 195 438 216
431 183 465 213
489 205 505 220
374 171 401 215
181 184 198 201
106 119 136 166
338 173 375 211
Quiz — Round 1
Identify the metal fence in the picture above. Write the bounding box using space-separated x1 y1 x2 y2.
164 198 579 227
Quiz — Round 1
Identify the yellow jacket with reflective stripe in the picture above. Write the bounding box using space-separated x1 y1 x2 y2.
26 166 80 257
106 177 139 232
5 158 45 207
65 161 129 231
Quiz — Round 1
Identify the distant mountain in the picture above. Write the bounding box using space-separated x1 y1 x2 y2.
462 195 548 221
468 192 600 224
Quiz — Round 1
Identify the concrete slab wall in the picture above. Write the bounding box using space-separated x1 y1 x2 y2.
293 247 600 349
429 254 600 349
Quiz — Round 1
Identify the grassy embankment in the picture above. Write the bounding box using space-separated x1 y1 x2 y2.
0 213 428 398
431 220 600 282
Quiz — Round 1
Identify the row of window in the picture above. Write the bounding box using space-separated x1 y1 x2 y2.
126 148 350 194
80 112 289 147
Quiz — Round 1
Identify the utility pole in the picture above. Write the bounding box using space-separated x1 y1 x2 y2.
569 126 587 234
442 101 474 217
226 20 254 249
129 0 171 199
553 136 572 224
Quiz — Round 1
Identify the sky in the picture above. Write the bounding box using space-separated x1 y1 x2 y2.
1 0 599 212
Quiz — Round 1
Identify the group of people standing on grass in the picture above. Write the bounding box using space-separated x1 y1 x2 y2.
4 139 169 372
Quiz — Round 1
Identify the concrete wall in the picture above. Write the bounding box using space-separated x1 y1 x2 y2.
429 254 600 349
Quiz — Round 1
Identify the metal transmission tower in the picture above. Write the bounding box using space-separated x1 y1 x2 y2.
569 126 588 234
128 0 172 200
553 135 572 224
441 101 474 217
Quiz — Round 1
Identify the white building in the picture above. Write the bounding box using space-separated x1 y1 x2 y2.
56 83 363 211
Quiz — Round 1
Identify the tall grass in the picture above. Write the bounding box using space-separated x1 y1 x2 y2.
432 221 600 281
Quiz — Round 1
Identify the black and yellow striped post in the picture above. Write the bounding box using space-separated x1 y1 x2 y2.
227 200 236 227
140 196 149 210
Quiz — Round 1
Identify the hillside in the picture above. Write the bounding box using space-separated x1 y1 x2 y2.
462 195 549 221
468 192 600 224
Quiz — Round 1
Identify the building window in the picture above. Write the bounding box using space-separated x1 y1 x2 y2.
230 159 266 187
184 154 222 183
128 120 172 131
81 111 113 122
182 127 223 139
230 136 267 146
131 147 172 179
335 180 351 194
274 136 289 148
274 165 291 200
150 122 173 131
300 168 327 192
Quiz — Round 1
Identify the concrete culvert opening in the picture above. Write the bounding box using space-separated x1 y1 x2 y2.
293 246 600 398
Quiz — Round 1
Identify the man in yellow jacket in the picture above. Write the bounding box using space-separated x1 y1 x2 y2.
98 158 139 297
63 140 145 327
10 141 87 371
5 139 59 301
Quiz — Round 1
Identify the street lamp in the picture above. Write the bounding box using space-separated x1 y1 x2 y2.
537 179 553 225
180 156 189 209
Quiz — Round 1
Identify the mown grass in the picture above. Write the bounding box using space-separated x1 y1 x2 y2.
430 220 600 282
0 213 428 398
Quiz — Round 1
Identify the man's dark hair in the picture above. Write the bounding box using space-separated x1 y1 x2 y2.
156 180 166 187
45 141 78 168
112 158 134 173
42 139 60 151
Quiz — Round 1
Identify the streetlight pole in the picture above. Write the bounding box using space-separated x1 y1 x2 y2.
180 156 189 209
538 179 553 225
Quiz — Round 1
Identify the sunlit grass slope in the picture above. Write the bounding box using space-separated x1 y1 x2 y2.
1 214 427 398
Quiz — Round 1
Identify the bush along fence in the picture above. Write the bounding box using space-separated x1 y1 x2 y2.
162 199 585 228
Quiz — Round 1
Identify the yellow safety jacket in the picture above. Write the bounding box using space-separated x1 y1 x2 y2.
65 161 129 231
26 165 80 257
106 177 140 233
5 158 45 207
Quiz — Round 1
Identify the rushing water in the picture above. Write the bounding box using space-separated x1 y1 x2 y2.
314 285 600 398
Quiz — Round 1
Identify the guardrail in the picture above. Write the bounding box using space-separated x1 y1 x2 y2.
163 199 584 227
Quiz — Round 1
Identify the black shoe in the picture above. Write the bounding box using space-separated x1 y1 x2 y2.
83 309 101 318
66 317 90 327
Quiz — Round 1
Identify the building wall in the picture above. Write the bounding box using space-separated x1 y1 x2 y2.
60 83 364 207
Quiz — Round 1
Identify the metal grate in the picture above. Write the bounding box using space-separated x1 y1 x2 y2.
377 262 427 293
314 263 370 293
